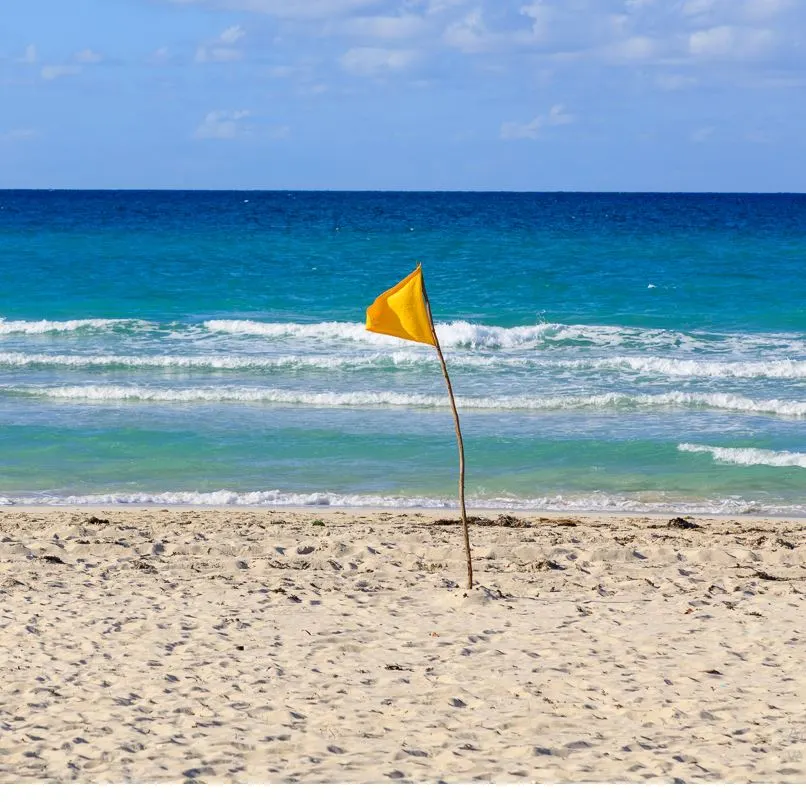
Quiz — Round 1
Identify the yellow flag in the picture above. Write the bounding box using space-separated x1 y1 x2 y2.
366 263 437 346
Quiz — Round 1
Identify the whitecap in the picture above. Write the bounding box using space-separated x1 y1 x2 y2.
678 443 806 469
12 385 806 416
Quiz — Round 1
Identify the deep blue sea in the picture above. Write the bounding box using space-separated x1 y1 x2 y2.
1 190 805 514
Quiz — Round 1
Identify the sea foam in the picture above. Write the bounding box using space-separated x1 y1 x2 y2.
0 317 135 335
4 349 806 382
0 489 802 517
561 356 806 379
3 350 806 381
4 315 805 360
13 385 806 416
678 443 806 468
0 351 421 371
202 318 806 355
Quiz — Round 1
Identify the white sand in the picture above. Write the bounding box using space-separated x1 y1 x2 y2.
1 508 805 783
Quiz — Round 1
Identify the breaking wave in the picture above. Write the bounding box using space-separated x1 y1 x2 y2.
563 356 806 379
4 350 806 380
1 489 803 517
0 351 429 371
678 443 806 469
12 385 806 416
3 316 805 359
203 319 806 354
0 317 136 335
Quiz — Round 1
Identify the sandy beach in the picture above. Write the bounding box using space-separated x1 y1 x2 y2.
1 507 805 783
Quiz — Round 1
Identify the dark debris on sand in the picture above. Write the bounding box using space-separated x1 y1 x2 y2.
667 517 700 530
432 514 533 528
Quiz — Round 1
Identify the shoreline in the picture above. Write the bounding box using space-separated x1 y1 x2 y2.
3 503 806 523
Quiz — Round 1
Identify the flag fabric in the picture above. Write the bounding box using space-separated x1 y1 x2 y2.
365 264 437 346
364 261 474 589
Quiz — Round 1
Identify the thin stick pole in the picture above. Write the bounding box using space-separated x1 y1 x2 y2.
421 277 473 590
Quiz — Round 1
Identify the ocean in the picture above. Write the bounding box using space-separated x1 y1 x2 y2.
1 190 804 515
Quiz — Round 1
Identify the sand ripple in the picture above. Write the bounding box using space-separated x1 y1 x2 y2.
1 509 805 783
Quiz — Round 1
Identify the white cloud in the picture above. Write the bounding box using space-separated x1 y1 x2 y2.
419 0 468 13
267 65 300 78
442 3 617 56
166 0 379 19
677 0 790 22
74 49 103 64
195 24 247 63
443 9 489 53
340 15 426 39
519 2 553 40
743 0 791 20
192 110 288 142
547 103 574 125
267 124 291 139
220 24 246 44
340 47 416 76
606 35 658 60
40 65 81 81
163 0 795 77
148 46 172 65
196 46 243 62
500 118 541 140
419 0 468 14
0 128 39 142
442 8 538 54
194 109 252 139
681 0 718 17
689 25 733 55
500 103 574 140
18 44 37 64
689 25 775 58
607 13 631 38
691 125 715 142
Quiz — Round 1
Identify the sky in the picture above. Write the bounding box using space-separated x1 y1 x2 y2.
1 0 805 191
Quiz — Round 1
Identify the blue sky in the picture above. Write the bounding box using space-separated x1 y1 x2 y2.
1 0 804 190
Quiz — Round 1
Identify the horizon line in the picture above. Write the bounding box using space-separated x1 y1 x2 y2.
2 187 805 195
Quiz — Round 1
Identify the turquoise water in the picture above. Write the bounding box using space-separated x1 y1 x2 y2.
1 190 805 514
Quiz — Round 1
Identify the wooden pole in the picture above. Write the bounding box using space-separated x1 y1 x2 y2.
421 270 474 590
